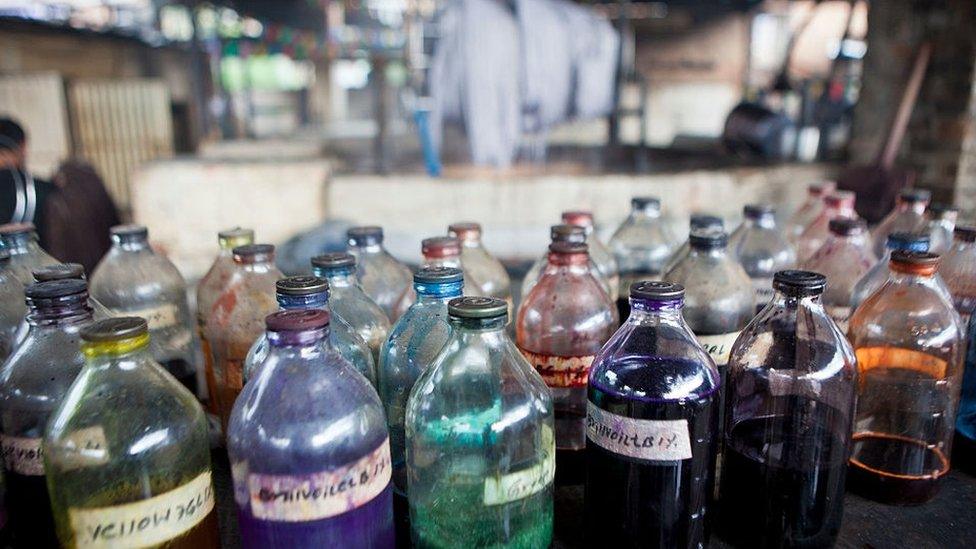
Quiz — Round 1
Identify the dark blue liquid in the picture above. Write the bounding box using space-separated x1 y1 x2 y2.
955 313 976 446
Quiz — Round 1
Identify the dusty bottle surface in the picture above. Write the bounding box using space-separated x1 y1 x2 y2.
560 211 620 301
585 282 719 549
521 224 612 303
847 251 965 505
663 214 725 275
939 226 976 461
926 203 958 256
0 222 58 286
0 252 25 362
801 218 875 332
796 191 857 263
719 271 857 549
230 310 393 548
786 181 835 246
449 222 513 305
850 232 930 310
346 226 412 321
608 197 676 319
871 188 930 258
729 204 796 309
44 317 219 549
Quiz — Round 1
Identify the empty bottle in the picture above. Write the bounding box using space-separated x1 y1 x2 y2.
243 276 375 384
44 317 219 548
521 224 612 302
377 267 463 541
312 252 391 368
346 226 412 321
729 204 796 308
850 232 930 310
586 282 719 548
406 297 554 548
229 310 393 547
0 252 25 362
797 191 856 263
871 188 931 258
448 222 512 305
197 227 254 415
847 251 964 504
926 203 958 255
802 218 875 332
561 211 620 301
663 214 724 274
516 242 617 484
609 197 676 315
785 181 835 245
719 271 856 548
90 225 198 395
0 280 94 547
0 223 57 285
206 244 282 432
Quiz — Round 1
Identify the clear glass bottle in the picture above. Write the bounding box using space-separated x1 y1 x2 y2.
44 317 219 548
609 197 676 314
871 188 931 258
801 218 876 332
520 224 612 303
585 282 719 547
516 242 617 485
797 190 857 263
406 297 554 547
393 236 484 316
196 227 254 417
850 232 930 310
0 222 57 286
90 225 198 395
243 276 375 384
847 251 965 505
561 211 620 301
729 204 796 309
205 244 282 433
663 214 725 275
229 310 393 547
448 222 512 305
377 266 463 542
0 279 94 547
346 226 412 321
926 203 958 256
786 181 835 245
0 251 25 362
719 270 856 548
312 253 391 368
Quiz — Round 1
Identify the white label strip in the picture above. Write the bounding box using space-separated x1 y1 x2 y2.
586 402 692 461
696 331 741 366
0 434 44 476
483 426 555 506
112 304 179 331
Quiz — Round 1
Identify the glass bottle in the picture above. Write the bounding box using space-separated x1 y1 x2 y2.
346 226 412 321
377 266 463 542
312 253 391 368
850 232 930 310
196 227 254 416
205 244 282 433
585 282 719 548
926 203 958 256
609 197 676 315
521 224 612 302
0 251 25 362
44 317 219 548
90 225 198 395
516 242 617 485
0 279 93 547
393 236 484 316
719 270 856 548
785 181 835 245
801 218 876 332
243 276 375 384
847 251 965 505
229 310 393 547
729 204 796 308
406 297 554 548
561 210 620 301
871 188 931 258
448 222 512 305
796 190 857 263
0 222 57 286
663 214 724 275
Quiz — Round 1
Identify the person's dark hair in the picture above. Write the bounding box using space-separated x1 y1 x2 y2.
0 118 26 151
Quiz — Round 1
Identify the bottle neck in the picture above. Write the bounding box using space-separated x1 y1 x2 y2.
83 334 150 360
424 256 462 269
747 214 776 229
898 200 927 215
415 280 464 301
236 258 276 274
350 242 383 255
268 327 330 347
769 291 824 311
630 297 683 316
314 267 356 287
112 236 150 252
28 300 94 327
277 292 329 311
689 246 727 259
451 315 508 332
2 234 36 255
546 252 589 270
632 206 661 220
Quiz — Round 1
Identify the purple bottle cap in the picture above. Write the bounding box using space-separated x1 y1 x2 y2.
265 309 330 332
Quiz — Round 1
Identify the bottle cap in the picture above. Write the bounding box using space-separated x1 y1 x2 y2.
81 317 147 342
414 266 463 284
0 222 36 236
422 236 461 258
233 244 275 263
347 226 383 246
311 252 356 271
743 204 774 219
448 222 481 241
900 188 931 203
448 296 508 319
630 281 684 301
825 191 855 208
631 196 660 210
276 276 329 296
689 232 728 250
549 241 588 255
828 218 866 236
218 227 254 249
689 214 723 232
33 263 85 282
886 232 930 252
110 224 149 239
927 203 958 216
773 270 826 295
561 210 594 227
266 309 330 332
954 226 976 243
26 279 88 301
550 224 586 243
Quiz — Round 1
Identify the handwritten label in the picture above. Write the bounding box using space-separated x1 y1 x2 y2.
113 304 179 331
483 426 555 506
586 402 692 461
696 331 741 366
69 470 214 549
59 427 110 470
1 435 44 476
245 438 391 522
824 305 852 333
518 348 595 388
752 277 774 304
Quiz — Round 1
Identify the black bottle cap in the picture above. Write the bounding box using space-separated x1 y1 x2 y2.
110 224 149 239
549 241 588 255
33 263 85 282
25 279 88 300
631 196 660 210
743 204 774 219
276 276 329 296
414 266 463 284
311 252 356 271
828 218 866 236
900 188 931 203
630 281 684 301
448 296 508 319
0 222 36 237
689 232 728 250
266 309 330 332
233 244 275 257
890 250 940 266
81 317 148 342
550 224 586 243
347 226 383 246
773 270 826 296
689 214 723 232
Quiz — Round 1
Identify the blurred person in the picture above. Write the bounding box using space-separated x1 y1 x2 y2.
0 118 55 244
44 159 121 273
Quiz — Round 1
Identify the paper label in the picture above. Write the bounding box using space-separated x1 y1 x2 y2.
518 348 595 388
58 427 110 470
752 277 775 304
115 304 179 331
246 438 391 522
1 435 44 476
69 471 214 549
586 402 692 461
696 331 741 366
825 305 852 333
483 426 555 506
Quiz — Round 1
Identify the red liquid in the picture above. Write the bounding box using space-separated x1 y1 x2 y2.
848 432 949 505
